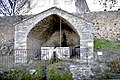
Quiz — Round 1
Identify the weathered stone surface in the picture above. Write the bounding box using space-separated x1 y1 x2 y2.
7 8 120 65
79 11 120 41
1 8 119 64
69 64 93 79
0 10 120 51
14 7 94 63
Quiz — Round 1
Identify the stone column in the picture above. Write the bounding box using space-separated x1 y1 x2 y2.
14 25 28 63
80 23 94 63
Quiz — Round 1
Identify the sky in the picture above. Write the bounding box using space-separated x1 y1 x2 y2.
86 0 120 11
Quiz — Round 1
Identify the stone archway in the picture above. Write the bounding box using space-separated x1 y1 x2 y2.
14 7 94 63
27 14 80 60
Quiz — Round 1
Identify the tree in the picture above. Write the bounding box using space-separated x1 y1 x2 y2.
0 0 35 16
94 0 118 10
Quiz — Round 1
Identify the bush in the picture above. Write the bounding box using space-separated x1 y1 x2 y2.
0 65 45 80
47 63 73 80
36 65 44 80
0 60 73 80
101 58 120 79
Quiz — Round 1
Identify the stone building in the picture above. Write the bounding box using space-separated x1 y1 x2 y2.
0 0 120 64
14 0 94 63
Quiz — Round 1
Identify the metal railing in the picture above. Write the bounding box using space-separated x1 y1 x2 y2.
0 49 26 70
0 48 80 70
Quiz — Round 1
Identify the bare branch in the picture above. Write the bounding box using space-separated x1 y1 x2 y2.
0 0 32 16
0 0 11 15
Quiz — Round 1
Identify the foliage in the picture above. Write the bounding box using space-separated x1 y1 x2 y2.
108 58 120 74
0 65 44 80
35 65 44 80
47 63 73 80
0 60 73 80
22 72 32 80
0 67 21 80
102 58 120 79
113 43 120 50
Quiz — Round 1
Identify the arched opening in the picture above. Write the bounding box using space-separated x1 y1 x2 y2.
27 14 80 60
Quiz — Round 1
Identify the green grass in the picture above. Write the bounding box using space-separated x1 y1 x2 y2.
94 38 120 51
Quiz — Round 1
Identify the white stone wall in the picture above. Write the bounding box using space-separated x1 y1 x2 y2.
29 0 77 14
41 47 70 60
30 0 90 15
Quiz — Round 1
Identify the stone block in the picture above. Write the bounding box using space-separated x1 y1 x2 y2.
41 47 70 60
56 47 70 60
14 50 27 63
97 52 103 56
41 47 54 60
88 42 93 47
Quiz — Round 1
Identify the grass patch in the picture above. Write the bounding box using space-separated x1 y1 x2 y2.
94 38 120 51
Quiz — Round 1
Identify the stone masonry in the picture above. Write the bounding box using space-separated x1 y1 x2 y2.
14 7 94 63
0 8 120 64
80 11 120 41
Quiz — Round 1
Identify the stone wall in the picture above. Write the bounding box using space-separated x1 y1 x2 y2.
0 17 14 55
79 11 120 41
0 16 27 55
0 17 14 43
14 7 94 63
1 11 120 49
0 10 120 57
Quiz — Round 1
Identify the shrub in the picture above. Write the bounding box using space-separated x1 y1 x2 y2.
47 63 73 80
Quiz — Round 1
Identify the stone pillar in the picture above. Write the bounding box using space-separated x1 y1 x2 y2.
80 23 94 62
14 25 28 63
